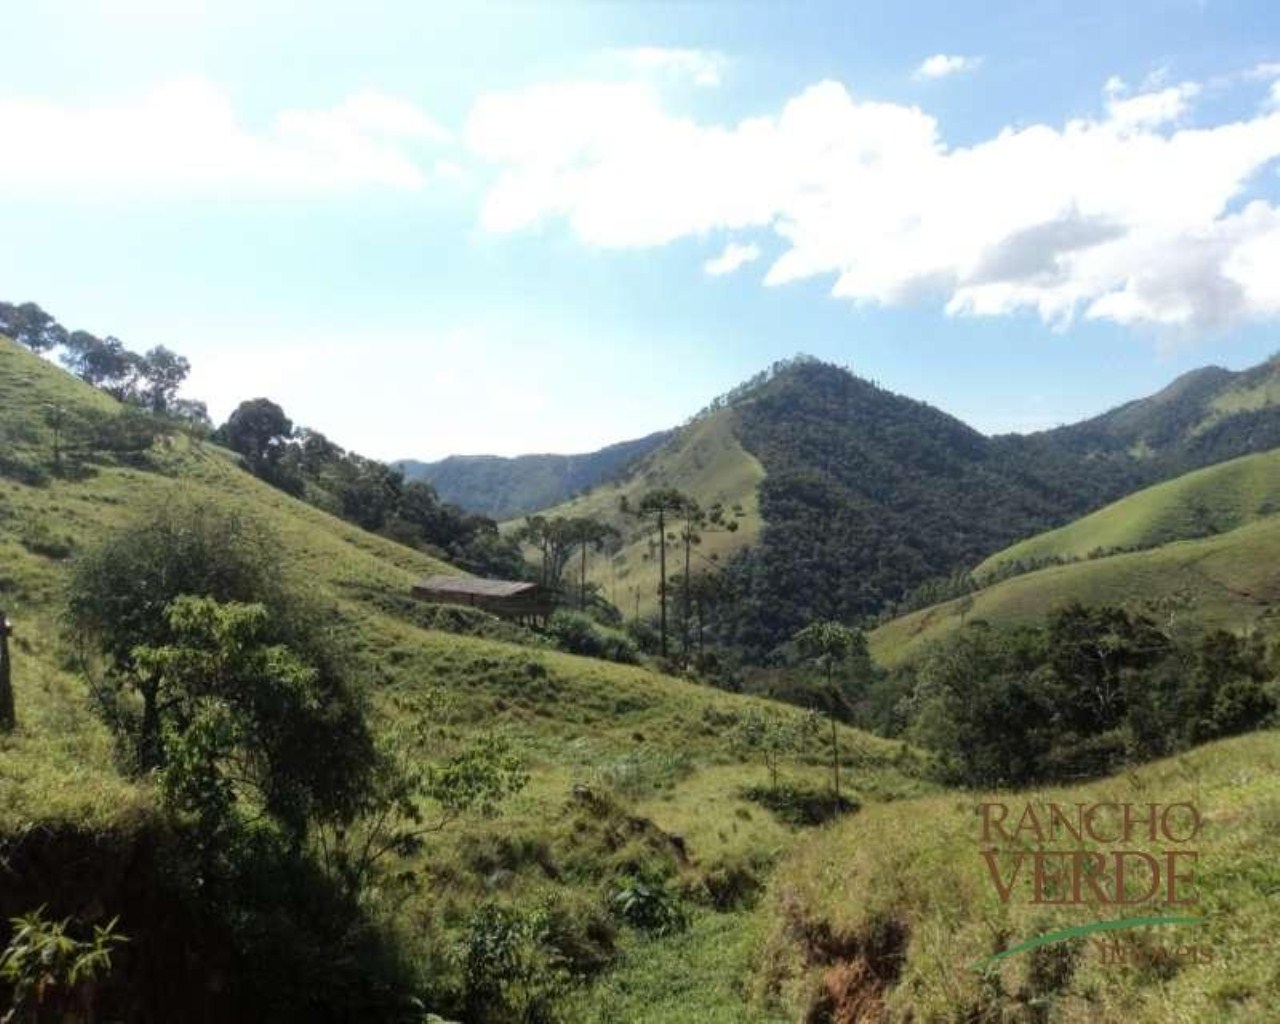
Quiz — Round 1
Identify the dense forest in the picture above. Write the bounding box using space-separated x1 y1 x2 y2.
707 356 1280 656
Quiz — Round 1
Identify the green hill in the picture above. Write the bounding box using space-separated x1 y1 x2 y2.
0 336 929 1020
509 407 766 618
871 512 1280 668
397 429 672 521
754 729 1280 1022
976 448 1280 579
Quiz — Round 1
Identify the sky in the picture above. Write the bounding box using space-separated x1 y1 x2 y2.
1 0 1278 461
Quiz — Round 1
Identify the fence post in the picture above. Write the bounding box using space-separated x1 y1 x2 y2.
0 610 14 731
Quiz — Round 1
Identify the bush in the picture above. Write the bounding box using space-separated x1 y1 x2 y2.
546 611 640 665
683 852 769 911
609 874 688 936
457 903 572 1023
741 783 860 827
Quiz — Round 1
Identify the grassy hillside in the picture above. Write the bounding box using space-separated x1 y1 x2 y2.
975 448 1280 579
871 513 1280 667
398 430 672 521
0 336 929 1020
754 729 1280 1022
510 409 765 618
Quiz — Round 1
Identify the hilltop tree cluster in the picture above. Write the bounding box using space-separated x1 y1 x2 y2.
1 300 204 421
217 397 526 577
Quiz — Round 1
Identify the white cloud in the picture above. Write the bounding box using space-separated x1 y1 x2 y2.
704 242 761 276
615 47 726 87
0 79 450 194
914 54 982 80
468 75 1280 330
1105 81 1199 131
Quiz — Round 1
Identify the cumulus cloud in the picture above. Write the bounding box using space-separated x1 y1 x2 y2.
705 242 761 276
468 74 1280 330
1104 81 1199 130
915 54 982 80
0 79 451 194
614 47 727 87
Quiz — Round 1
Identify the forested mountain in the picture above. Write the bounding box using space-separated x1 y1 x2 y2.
717 355 1280 651
505 353 1280 656
1046 354 1280 458
397 430 671 519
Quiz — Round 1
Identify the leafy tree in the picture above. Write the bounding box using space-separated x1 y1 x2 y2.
136 345 191 413
515 515 576 591
66 498 372 810
222 397 293 461
132 596 373 843
60 331 138 396
0 300 67 352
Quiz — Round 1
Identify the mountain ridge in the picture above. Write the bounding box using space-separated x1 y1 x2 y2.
396 429 672 519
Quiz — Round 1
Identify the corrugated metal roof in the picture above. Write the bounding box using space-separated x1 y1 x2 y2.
413 575 539 598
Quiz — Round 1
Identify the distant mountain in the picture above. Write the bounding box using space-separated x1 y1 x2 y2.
396 430 672 520
535 353 1280 654
1041 353 1280 460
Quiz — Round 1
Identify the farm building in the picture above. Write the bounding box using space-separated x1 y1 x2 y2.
410 575 554 626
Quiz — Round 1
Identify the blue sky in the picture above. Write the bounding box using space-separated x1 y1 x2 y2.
2 1 1278 460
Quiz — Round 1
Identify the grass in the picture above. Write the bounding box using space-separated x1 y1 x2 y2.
874 507 1280 668
753 729 1280 1022
1203 358 1280 421
505 409 765 618
975 449 1280 578
0 336 929 1020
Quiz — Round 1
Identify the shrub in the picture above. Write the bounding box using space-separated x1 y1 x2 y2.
0 908 126 1022
740 783 860 827
457 903 572 1023
609 874 688 936
546 611 640 665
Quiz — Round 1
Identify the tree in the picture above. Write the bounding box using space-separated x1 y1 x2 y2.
633 489 695 658
137 345 191 413
674 502 737 660
0 300 67 352
567 517 620 610
69 499 298 770
794 621 867 799
316 705 527 900
733 707 805 789
222 397 294 467
60 331 138 396
515 514 577 591
133 596 374 843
